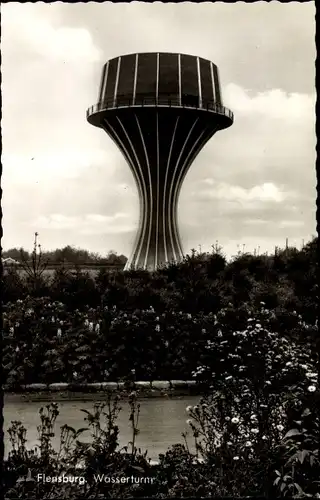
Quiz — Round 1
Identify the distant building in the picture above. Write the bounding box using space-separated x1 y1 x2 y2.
2 257 20 266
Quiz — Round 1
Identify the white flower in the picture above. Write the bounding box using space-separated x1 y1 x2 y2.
88 322 94 331
187 313 192 319
265 381 271 385
245 441 252 447
225 375 233 381
225 416 230 421
15 322 20 328
84 319 89 326
255 323 262 329
251 428 259 434
276 425 284 432
231 417 239 424
193 405 199 411
73 371 78 378
308 385 316 392
155 324 160 332
9 326 14 334
186 419 192 425
262 435 267 440
250 415 257 421
202 328 206 334
306 372 317 379
95 323 100 333
156 316 159 321
233 456 240 461
15 346 20 352
57 328 62 337
186 405 193 413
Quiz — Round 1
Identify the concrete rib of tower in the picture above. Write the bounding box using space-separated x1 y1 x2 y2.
102 108 220 270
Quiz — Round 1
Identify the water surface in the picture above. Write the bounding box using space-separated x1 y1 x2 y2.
4 395 200 460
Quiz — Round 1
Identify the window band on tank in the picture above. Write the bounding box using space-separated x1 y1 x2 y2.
98 64 107 103
133 53 139 106
213 64 222 106
210 62 216 104
100 62 109 104
197 57 202 108
178 54 182 106
156 53 160 102
114 57 121 107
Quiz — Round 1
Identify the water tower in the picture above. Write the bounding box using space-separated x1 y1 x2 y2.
87 52 233 271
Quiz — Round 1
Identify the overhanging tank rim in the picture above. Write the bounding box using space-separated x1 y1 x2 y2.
104 52 218 66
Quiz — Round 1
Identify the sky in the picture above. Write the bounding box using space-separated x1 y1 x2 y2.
1 2 316 260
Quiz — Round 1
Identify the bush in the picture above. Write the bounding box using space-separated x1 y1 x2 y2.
4 376 319 498
2 295 317 388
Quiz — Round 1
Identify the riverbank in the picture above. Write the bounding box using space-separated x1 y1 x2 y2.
3 380 205 402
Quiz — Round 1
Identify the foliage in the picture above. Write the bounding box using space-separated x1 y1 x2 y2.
188 303 319 497
2 294 317 387
4 373 319 498
3 244 127 266
2 238 318 323
2 236 318 497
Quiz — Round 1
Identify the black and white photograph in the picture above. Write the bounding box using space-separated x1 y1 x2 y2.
1 1 318 498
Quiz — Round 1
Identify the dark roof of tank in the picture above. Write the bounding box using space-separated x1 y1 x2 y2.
104 52 217 65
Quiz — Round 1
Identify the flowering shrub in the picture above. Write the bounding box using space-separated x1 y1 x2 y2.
4 396 157 499
2 239 318 497
187 303 319 497
3 296 317 388
3 297 216 385
4 383 319 498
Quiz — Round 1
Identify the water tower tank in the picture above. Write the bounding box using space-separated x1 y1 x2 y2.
87 52 233 270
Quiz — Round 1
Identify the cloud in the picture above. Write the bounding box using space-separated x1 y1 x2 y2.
223 84 315 121
31 213 136 235
1 4 101 63
197 181 288 204
1 2 316 257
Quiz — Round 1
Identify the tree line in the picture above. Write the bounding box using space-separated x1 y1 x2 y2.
2 245 127 266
